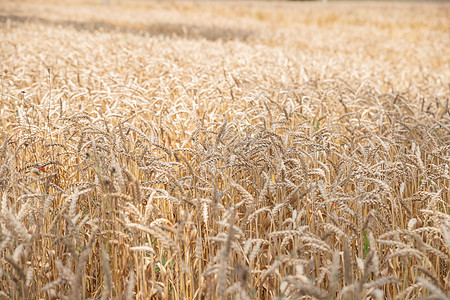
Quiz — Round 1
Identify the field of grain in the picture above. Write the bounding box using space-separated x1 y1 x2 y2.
0 0 449 299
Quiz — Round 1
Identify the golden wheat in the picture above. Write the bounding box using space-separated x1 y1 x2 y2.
0 0 449 299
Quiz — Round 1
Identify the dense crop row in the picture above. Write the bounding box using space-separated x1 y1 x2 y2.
0 1 449 299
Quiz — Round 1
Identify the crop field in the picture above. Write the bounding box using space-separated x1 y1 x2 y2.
0 0 449 299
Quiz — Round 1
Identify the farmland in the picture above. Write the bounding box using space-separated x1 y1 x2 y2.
0 0 449 299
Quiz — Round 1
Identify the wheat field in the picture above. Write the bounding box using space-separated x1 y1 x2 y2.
0 0 449 299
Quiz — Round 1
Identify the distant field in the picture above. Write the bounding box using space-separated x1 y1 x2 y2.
0 0 449 299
